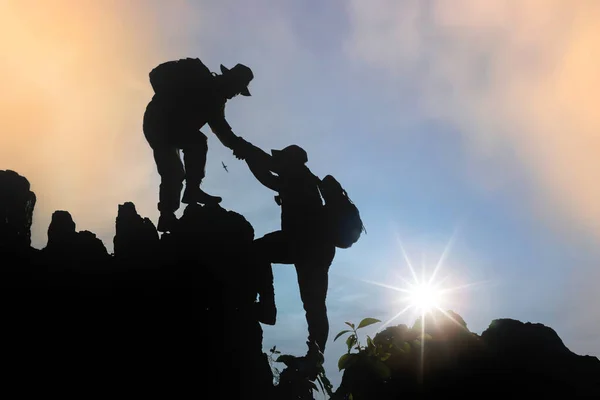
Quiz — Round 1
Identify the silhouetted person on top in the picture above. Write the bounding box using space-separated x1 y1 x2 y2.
143 58 253 232
238 140 336 377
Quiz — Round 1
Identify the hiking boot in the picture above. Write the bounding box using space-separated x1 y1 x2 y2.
182 186 222 205
157 212 177 233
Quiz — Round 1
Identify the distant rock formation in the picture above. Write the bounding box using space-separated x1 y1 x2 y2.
0 169 36 252
42 209 110 267
113 201 159 261
333 310 600 399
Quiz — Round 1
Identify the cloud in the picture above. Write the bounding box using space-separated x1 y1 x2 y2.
345 0 600 354
0 1 185 249
345 0 600 239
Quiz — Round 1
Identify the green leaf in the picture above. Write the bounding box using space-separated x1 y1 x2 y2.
334 330 352 342
345 321 355 329
346 334 357 353
357 317 381 329
379 352 391 362
338 353 358 371
349 393 354 400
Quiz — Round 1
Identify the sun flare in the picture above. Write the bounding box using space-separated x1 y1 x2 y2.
406 282 443 314
357 229 488 332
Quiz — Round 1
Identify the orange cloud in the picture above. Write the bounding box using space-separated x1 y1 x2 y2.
0 1 169 249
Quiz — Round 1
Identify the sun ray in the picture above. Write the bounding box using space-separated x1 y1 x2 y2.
434 307 470 332
393 272 414 288
359 279 411 293
395 234 419 283
428 227 459 285
379 304 412 331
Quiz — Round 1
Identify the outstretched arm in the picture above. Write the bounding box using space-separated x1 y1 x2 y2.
246 153 280 192
207 104 238 149
238 140 281 192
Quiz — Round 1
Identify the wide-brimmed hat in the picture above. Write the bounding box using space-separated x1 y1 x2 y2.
271 145 308 165
220 63 253 96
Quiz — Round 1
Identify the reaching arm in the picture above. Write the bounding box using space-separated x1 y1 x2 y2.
207 103 238 149
246 154 280 192
232 138 281 191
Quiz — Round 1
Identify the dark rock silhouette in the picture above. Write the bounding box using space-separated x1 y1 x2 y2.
333 310 600 399
0 169 36 252
42 209 110 268
47 209 76 245
0 170 275 399
1 169 598 399
113 201 159 261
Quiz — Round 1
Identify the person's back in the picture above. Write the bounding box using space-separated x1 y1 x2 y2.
277 164 325 239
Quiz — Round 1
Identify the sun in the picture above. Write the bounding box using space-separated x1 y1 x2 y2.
352 228 489 379
358 228 486 331
406 281 443 314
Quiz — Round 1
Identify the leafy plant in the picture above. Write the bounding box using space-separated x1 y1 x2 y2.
334 317 392 376
272 347 334 399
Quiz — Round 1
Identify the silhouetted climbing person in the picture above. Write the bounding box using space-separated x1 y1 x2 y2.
143 58 253 232
237 140 336 379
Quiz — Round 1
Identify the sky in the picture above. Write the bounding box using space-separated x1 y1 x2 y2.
1 0 599 391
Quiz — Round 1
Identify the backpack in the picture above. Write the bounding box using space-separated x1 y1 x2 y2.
149 57 213 95
318 175 365 249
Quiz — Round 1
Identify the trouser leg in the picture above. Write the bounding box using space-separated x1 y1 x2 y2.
153 146 185 214
253 231 293 325
295 262 330 354
182 132 208 188
143 99 185 215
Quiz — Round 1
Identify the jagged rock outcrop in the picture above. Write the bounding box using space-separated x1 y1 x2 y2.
481 318 573 355
0 169 36 252
46 210 77 246
42 210 109 267
480 318 600 396
333 310 600 399
160 203 274 399
113 201 159 261
1 197 275 398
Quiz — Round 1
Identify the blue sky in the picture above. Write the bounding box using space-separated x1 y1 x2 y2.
1 0 599 392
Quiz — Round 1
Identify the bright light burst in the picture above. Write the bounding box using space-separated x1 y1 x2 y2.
359 228 486 331
406 281 443 314
351 228 489 381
